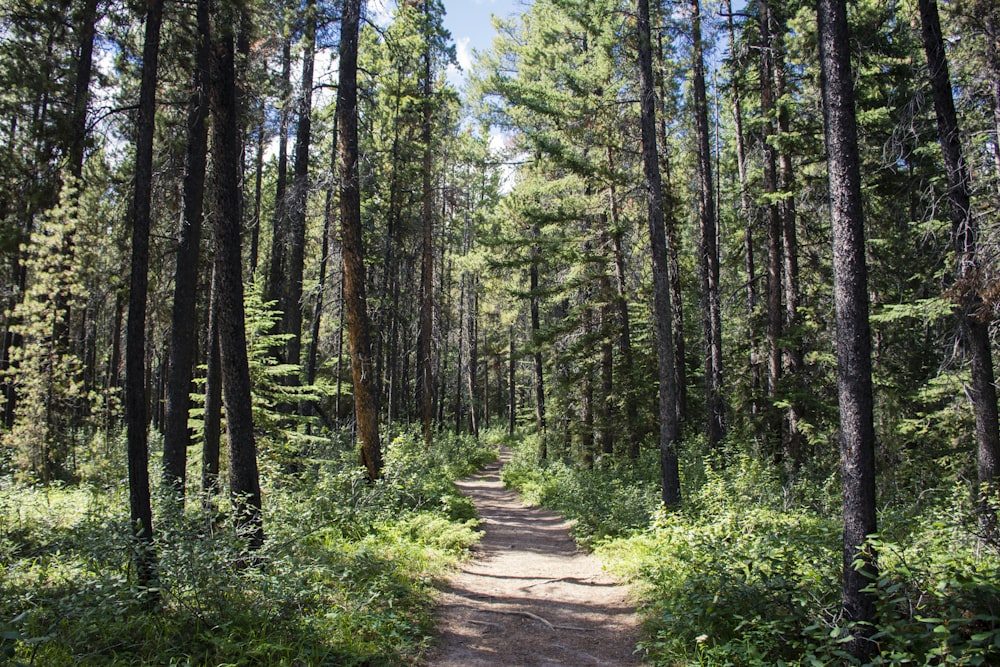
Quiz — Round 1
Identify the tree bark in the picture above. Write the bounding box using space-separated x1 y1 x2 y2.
163 0 211 499
691 0 725 448
68 0 99 181
266 26 292 320
605 151 640 452
638 0 681 506
209 6 263 548
307 113 339 394
468 278 480 438
248 106 265 277
758 0 784 460
284 0 316 371
770 3 804 471
818 0 878 658
509 325 517 437
202 263 222 501
918 0 1000 533
530 227 546 458
125 0 164 590
338 0 382 481
655 32 687 426
419 15 435 445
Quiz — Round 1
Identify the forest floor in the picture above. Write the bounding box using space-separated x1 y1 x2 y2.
424 449 644 666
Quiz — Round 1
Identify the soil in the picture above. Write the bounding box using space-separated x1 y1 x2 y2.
424 449 644 666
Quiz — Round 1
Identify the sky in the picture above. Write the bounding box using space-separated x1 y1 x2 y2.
440 0 525 78
369 0 526 84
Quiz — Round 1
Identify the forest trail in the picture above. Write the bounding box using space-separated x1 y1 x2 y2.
425 449 644 666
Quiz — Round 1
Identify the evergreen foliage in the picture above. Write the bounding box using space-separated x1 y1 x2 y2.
1 0 1000 662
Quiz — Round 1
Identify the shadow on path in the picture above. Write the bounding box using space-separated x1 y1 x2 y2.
423 449 643 666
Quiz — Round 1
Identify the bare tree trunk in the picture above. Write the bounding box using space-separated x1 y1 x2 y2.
202 262 222 500
266 26 292 317
818 0 877 657
163 0 210 499
638 0 681 506
338 0 382 480
468 279 479 438
759 0 784 459
125 0 164 590
691 0 725 448
919 0 1000 533
509 324 516 437
656 33 687 426
599 288 614 456
605 148 640 450
769 4 804 471
530 230 546 457
284 0 316 373
68 0 98 181
418 28 435 445
724 0 762 437
248 106 265 277
307 114 339 396
210 6 263 548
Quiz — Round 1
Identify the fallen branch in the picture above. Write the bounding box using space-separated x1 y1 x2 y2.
451 601 589 632
522 576 595 589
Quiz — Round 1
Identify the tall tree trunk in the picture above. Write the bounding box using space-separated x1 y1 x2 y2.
770 4 804 471
509 324 517 437
455 273 466 433
599 286 614 456
266 26 292 319
284 0 316 371
418 25 435 445
638 0 681 506
724 0 762 435
919 0 1000 532
691 0 725 448
125 0 164 589
335 269 345 420
338 0 382 481
163 0 210 499
818 0 878 658
209 6 263 548
68 0 98 181
468 278 479 438
604 165 640 454
202 262 222 500
530 228 546 458
759 0 784 459
307 114 339 393
248 106 265 277
656 33 687 426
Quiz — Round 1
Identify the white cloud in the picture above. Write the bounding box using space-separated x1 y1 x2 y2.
366 0 395 26
456 36 473 72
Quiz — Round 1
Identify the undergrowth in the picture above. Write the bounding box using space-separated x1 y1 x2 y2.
502 434 1000 666
0 427 498 665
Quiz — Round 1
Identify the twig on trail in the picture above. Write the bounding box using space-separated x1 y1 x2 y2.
490 608 556 630
522 576 594 589
453 602 589 632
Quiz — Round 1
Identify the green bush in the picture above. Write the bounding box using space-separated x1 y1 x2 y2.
500 438 659 544
0 426 496 665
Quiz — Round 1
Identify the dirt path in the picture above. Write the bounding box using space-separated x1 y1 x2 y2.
425 450 643 666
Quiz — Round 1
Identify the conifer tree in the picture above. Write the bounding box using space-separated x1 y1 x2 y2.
3 182 89 482
818 0 878 656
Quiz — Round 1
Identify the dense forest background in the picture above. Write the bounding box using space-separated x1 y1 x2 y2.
2 0 1000 664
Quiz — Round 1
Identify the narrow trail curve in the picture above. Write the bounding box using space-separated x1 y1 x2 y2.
424 450 644 666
